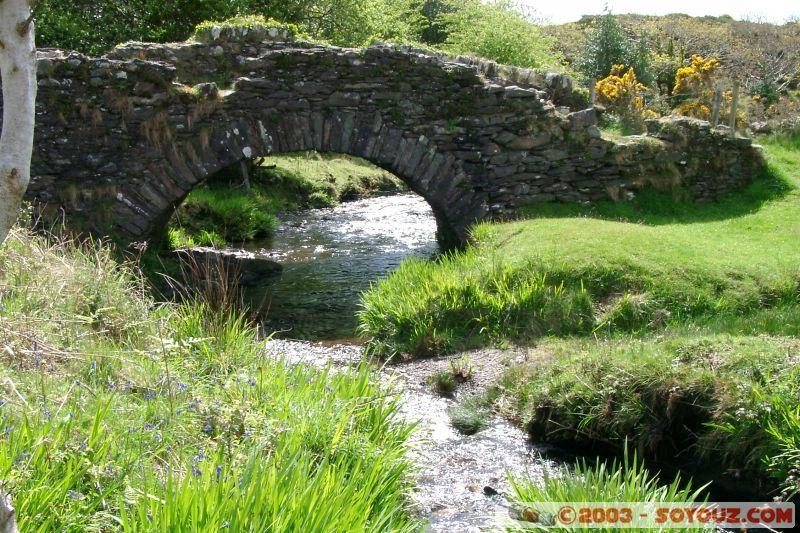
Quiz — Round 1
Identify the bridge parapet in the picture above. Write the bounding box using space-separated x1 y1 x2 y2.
9 28 765 244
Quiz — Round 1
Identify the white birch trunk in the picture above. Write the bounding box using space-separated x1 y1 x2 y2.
0 0 37 244
0 487 17 533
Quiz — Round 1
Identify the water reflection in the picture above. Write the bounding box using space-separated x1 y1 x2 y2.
242 192 440 340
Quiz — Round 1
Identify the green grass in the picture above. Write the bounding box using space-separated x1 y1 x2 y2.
495 333 800 496
506 451 708 532
0 228 418 531
170 152 404 248
359 133 800 356
446 394 491 435
359 131 800 497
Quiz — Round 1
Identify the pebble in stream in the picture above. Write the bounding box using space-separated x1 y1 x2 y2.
264 339 558 532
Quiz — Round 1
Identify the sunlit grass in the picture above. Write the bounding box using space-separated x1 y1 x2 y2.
0 228 418 531
360 133 800 356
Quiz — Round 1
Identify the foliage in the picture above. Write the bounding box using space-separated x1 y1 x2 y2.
358 251 594 358
0 228 418 530
671 55 749 126
36 0 563 70
578 10 653 86
766 398 800 499
440 0 560 69
447 394 490 435
507 451 708 532
359 136 799 356
427 371 457 394
549 13 800 99
193 15 301 40
498 333 800 496
595 65 655 130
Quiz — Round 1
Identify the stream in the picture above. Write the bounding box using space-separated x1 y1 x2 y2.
241 192 439 340
238 193 555 530
263 339 557 532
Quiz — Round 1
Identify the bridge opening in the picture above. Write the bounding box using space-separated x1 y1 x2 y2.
166 151 441 341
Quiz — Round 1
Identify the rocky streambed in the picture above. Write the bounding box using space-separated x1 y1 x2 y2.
263 339 559 532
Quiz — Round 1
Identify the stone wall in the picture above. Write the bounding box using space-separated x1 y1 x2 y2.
3 26 766 245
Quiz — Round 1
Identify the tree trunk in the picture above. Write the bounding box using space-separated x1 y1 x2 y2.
0 488 17 533
0 0 37 244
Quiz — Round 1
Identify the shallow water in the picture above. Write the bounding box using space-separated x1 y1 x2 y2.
245 194 559 530
264 339 557 532
242 192 439 340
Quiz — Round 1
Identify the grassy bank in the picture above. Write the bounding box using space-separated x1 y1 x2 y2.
169 151 404 247
359 132 800 498
0 228 416 530
359 133 800 356
496 333 800 498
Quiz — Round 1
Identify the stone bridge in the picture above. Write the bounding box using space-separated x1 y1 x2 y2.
11 24 766 244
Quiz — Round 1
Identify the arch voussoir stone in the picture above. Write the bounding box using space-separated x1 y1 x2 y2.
8 27 766 246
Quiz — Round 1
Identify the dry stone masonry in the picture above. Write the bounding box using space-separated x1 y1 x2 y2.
6 24 767 244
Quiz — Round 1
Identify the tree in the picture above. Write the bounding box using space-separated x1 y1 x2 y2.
0 0 37 245
579 9 653 86
441 0 559 68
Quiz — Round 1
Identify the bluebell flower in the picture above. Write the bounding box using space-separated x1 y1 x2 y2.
203 424 212 433
192 465 202 477
143 423 155 431
216 465 223 480
145 391 154 401
177 382 188 392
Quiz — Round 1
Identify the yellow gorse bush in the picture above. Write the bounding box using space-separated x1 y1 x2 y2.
673 55 720 95
596 64 648 111
672 55 746 126
595 64 655 128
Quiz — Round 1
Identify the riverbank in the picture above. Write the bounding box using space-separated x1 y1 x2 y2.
359 131 800 500
168 151 405 248
1 226 717 530
0 228 417 531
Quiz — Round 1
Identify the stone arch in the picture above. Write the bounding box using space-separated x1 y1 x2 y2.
134 108 484 247
21 31 766 246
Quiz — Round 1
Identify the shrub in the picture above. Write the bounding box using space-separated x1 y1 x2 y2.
579 10 653 86
595 65 657 130
441 0 560 69
427 371 457 394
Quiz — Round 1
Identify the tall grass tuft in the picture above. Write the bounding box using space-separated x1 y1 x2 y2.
507 451 708 532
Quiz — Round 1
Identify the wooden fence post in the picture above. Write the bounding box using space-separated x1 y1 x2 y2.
589 81 596 107
711 87 722 126
729 82 739 137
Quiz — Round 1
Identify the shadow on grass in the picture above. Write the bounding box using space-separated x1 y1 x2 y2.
518 164 793 226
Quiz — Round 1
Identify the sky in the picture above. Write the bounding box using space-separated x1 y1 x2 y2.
523 0 800 25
